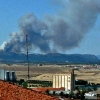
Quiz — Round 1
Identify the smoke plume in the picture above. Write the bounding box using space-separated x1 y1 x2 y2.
0 0 100 53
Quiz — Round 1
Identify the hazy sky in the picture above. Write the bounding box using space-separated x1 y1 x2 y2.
0 0 100 55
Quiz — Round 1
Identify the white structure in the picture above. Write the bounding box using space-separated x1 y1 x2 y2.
0 69 5 80
85 92 97 99
53 69 75 91
0 68 16 81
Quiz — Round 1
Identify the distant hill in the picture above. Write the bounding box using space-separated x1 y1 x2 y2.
97 55 100 60
0 51 100 64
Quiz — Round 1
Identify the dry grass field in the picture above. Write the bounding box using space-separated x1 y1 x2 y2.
0 64 100 84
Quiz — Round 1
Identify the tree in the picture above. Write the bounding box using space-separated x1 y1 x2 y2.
75 86 81 98
87 87 92 92
60 91 64 97
80 89 86 100
22 81 28 88
53 91 56 95
19 79 24 85
45 89 49 94
68 91 75 99
93 85 97 91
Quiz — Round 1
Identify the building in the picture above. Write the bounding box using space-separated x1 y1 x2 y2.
53 69 75 91
0 68 16 82
85 92 97 99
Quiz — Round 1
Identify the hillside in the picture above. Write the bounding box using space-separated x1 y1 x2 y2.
0 51 99 64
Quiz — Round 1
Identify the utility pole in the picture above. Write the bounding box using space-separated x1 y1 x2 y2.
10 33 30 80
26 34 29 80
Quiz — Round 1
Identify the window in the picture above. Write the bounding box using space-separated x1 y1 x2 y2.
68 80 70 82
68 76 70 79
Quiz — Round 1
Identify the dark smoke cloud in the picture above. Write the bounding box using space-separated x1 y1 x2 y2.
0 0 100 53
19 13 51 53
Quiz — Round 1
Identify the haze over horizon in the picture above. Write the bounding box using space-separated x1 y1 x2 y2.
0 0 100 55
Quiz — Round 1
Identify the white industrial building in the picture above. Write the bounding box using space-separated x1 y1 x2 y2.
53 69 75 91
0 68 16 82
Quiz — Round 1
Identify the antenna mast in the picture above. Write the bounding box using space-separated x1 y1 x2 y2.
26 34 29 80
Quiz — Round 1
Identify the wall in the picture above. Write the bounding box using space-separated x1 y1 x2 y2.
53 71 75 91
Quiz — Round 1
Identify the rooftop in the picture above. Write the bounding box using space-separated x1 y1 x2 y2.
32 87 65 93
0 80 59 100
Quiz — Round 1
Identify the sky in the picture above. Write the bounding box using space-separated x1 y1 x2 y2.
0 0 100 55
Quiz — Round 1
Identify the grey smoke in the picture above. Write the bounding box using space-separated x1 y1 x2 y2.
1 0 100 53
